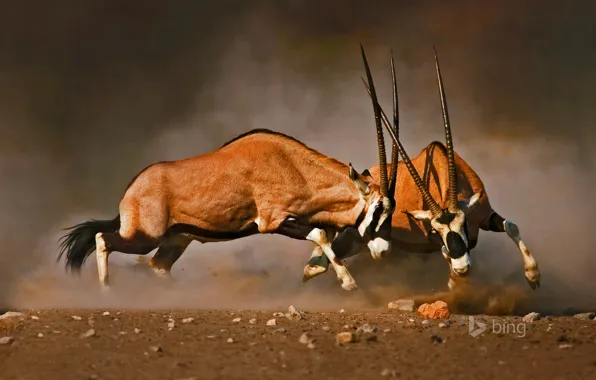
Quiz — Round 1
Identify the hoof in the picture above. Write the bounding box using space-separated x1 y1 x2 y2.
302 265 328 283
525 267 541 290
341 280 358 292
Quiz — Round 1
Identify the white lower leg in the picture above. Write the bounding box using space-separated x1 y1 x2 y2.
306 229 357 291
95 233 111 289
504 220 540 287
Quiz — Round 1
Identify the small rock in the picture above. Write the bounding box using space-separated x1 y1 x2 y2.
322 326 331 332
182 317 194 324
523 312 541 323
339 309 345 313
343 324 355 330
299 332 314 345
383 328 391 333
574 312 595 321
559 343 573 349
168 320 176 331
31 315 39 320
232 317 242 323
102 311 110 316
249 318 257 324
52 330 61 334
417 301 450 320
388 299 415 312
357 324 377 333
0 336 15 345
266 319 277 326
149 345 163 352
71 316 82 321
272 312 284 317
438 322 448 329
134 328 142 334
119 331 127 335
307 342 316 349
336 332 358 345
421 320 429 325
80 329 96 339
273 328 286 334
381 368 397 377
206 335 217 339
0 311 25 320
408 318 415 323
227 338 235 343
286 305 305 321
37 333 44 338
220 329 227 332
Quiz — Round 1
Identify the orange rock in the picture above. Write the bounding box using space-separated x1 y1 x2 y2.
417 301 450 320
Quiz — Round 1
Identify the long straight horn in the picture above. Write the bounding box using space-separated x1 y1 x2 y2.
361 79 443 216
360 43 389 197
433 46 458 211
388 50 399 196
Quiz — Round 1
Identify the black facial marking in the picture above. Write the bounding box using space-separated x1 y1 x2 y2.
360 202 384 240
445 231 466 259
436 212 456 225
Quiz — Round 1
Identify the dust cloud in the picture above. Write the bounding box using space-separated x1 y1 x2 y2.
1 0 595 314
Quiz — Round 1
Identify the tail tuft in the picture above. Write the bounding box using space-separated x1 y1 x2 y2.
57 216 120 272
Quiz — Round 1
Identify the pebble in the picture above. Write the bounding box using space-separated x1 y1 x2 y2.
286 305 305 321
227 338 235 343
421 320 429 325
523 312 541 323
249 318 257 324
31 315 39 320
438 322 448 328
381 368 398 377
357 324 377 333
299 332 313 345
71 316 82 321
134 328 142 334
0 336 15 345
383 328 391 333
574 312 595 321
37 333 44 338
336 332 358 345
559 343 573 349
80 329 96 339
322 326 331 332
149 345 163 352
339 309 345 313
387 299 415 312
272 312 284 317
232 317 242 323
168 319 176 331
102 311 110 316
182 317 194 324
206 335 217 339
0 312 25 320
266 319 277 326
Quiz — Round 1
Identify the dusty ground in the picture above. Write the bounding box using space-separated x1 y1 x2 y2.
1 308 595 380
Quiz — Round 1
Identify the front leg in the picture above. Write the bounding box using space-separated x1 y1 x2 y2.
276 219 357 291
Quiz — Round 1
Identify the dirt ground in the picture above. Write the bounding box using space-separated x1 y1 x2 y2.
1 308 595 380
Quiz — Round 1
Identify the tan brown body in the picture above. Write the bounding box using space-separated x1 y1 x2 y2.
58 129 396 291
368 142 492 253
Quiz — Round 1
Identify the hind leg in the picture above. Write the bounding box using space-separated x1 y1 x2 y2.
148 235 192 279
96 232 159 290
302 228 336 282
481 212 540 289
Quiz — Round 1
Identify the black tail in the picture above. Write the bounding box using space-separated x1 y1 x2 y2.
57 215 121 272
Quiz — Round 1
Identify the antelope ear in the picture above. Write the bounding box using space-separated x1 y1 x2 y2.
349 163 370 195
458 191 483 215
403 209 433 222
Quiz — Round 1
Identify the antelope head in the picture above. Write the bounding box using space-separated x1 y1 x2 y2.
350 44 400 260
402 47 482 276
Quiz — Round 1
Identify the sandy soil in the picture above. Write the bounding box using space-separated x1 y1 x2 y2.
1 308 595 380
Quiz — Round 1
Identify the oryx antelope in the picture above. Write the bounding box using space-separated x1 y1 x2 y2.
304 47 541 291
57 126 397 291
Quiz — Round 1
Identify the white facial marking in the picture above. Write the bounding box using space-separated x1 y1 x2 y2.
451 252 470 271
358 196 380 236
367 237 390 260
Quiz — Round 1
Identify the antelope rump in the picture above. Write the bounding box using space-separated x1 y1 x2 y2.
303 46 541 292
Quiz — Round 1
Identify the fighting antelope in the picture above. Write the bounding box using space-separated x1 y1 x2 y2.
58 125 397 291
304 47 541 291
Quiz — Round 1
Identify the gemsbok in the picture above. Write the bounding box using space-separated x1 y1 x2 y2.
58 115 398 291
303 47 541 291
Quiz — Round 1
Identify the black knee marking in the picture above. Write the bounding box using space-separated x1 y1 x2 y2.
151 237 191 270
333 227 366 260
102 232 159 255
275 218 318 240
308 255 330 269
481 212 506 232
